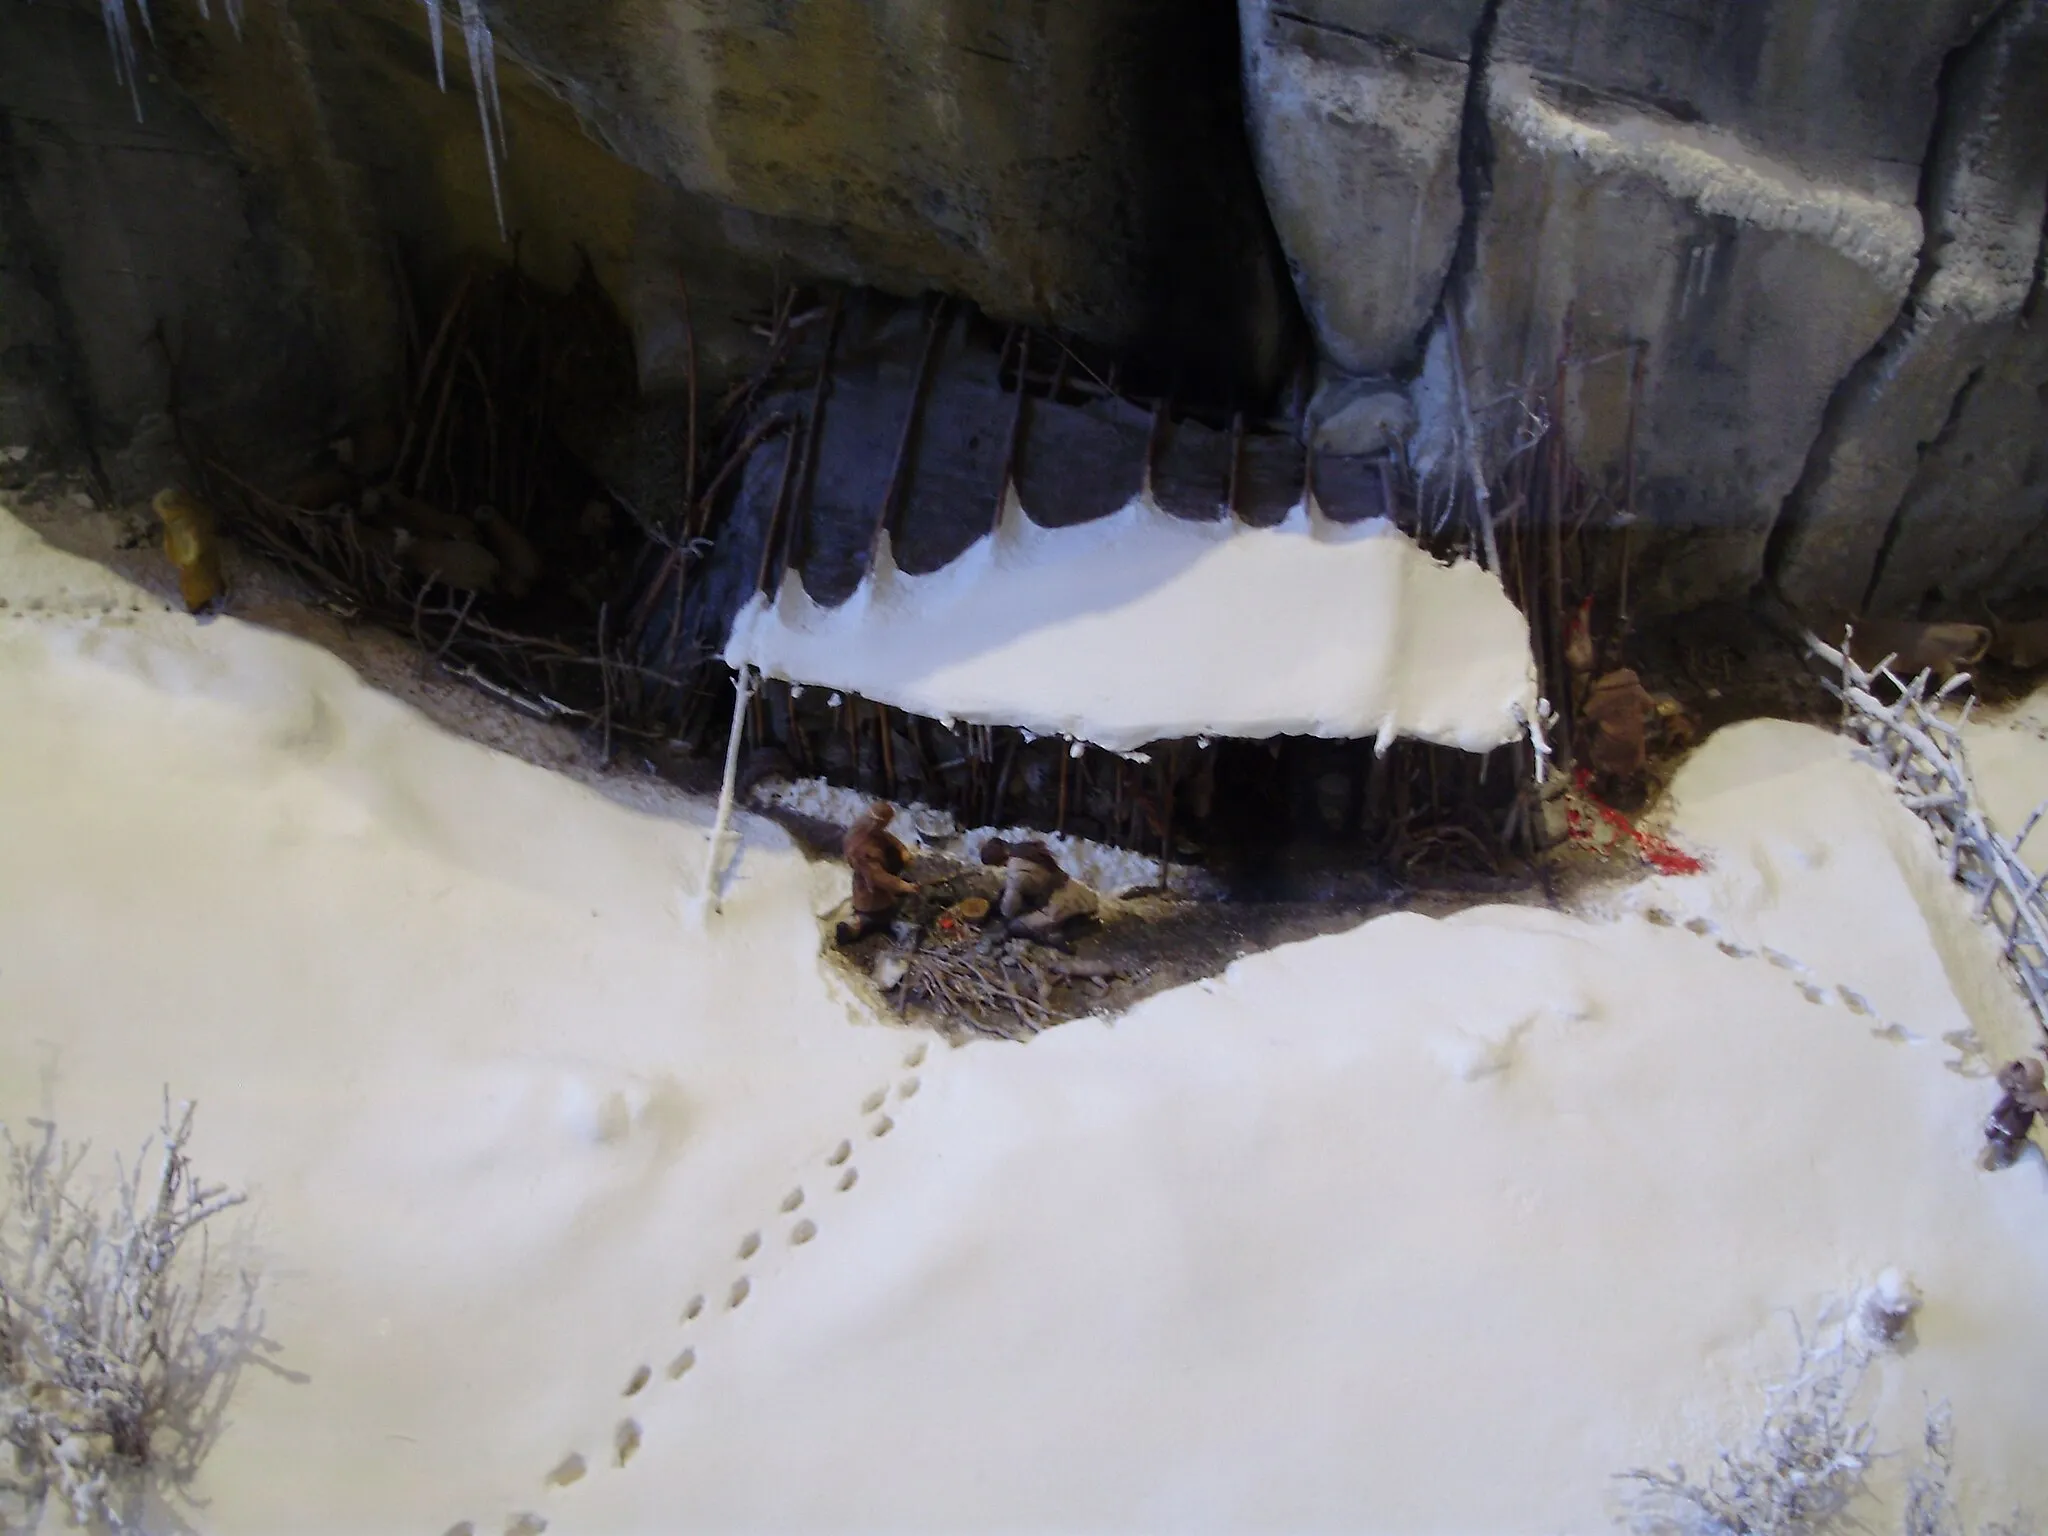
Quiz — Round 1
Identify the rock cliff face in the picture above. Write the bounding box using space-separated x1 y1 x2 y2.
3 0 2045 615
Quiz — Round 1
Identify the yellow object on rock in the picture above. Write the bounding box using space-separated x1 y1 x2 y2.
151 488 223 612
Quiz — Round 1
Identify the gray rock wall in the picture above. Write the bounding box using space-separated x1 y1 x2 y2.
5 0 2047 617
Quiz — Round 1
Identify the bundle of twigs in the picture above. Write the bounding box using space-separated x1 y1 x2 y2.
1810 629 2048 1032
890 934 1076 1040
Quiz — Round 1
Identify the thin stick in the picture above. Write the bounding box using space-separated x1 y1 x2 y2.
1445 305 1500 574
1619 340 1644 631
877 701 897 797
1159 744 1178 893
785 293 845 579
393 264 475 487
1056 743 1071 832
1225 410 1244 522
679 271 698 520
873 297 949 558
996 331 1031 531
702 665 757 910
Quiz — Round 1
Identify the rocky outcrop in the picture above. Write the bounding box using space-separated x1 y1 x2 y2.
480 0 1301 402
1439 0 2001 611
0 1 353 495
1239 0 1487 376
8 0 2048 617
1774 0 2048 616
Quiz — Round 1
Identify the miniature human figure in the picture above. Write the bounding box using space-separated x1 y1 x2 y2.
980 837 1098 944
1579 667 1656 794
1980 1056 2048 1170
837 802 919 946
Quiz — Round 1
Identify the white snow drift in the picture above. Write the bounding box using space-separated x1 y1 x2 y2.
4 502 2046 1536
723 493 1538 753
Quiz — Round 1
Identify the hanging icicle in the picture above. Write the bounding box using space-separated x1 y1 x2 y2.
91 0 504 236
100 0 145 122
424 0 449 88
457 0 509 238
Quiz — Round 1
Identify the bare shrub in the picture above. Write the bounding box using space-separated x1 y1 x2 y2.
1618 1314 1879 1536
1618 1309 2037 1536
0 1094 259 1529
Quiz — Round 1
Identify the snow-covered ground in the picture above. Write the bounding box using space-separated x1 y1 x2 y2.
4 501 2047 1535
725 492 1537 753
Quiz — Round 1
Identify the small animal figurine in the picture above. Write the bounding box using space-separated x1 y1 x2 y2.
151 487 224 613
1986 614 2048 672
1845 620 1990 683
1981 1056 2048 1170
837 802 919 946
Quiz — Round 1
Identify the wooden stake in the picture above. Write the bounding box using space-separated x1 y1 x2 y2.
996 331 1031 532
877 701 897 796
1225 411 1245 522
873 297 950 559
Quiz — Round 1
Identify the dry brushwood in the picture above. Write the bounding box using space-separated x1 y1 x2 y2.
1809 630 2048 1035
1 1095 257 1530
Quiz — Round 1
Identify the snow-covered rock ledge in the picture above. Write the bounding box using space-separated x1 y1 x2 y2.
723 493 1538 754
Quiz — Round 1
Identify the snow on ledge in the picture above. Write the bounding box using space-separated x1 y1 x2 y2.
723 492 1538 754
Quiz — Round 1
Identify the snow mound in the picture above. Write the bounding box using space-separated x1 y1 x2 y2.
724 492 1537 753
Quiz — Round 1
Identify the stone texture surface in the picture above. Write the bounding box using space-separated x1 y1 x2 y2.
8 0 2048 614
0 2 353 496
480 0 1301 401
1775 0 2048 616
1450 64 1915 609
1240 0 1484 374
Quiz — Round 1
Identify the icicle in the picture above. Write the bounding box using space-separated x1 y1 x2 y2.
100 0 144 123
424 0 448 89
459 0 509 239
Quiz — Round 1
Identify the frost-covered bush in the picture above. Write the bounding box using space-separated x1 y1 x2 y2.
1618 1316 1879 1536
1616 1311 2036 1536
0 1096 256 1530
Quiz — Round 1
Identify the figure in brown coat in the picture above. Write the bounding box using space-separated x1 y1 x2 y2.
981 837 1099 944
837 802 919 946
1579 668 1656 790
1980 1056 2048 1170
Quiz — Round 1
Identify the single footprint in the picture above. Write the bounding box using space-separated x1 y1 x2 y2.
898 1076 921 1100
1684 916 1714 936
737 1231 761 1260
506 1516 547 1536
790 1218 818 1245
861 1088 888 1115
780 1187 805 1214
826 1140 852 1167
1642 907 1675 927
728 1277 751 1309
443 1524 475 1536
623 1365 650 1398
1838 986 1874 1016
870 1114 895 1138
615 1419 642 1468
1797 982 1827 1005
667 1347 696 1379
904 1042 928 1068
838 1167 859 1192
1762 947 1801 971
681 1294 705 1323
545 1454 587 1488
1716 939 1752 959
1872 1022 1913 1043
